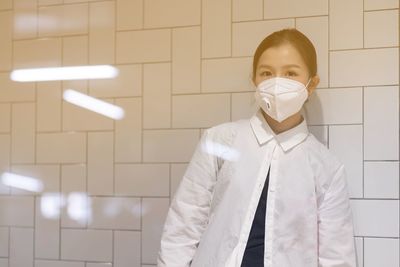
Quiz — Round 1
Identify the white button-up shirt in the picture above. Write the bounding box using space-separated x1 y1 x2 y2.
157 108 357 267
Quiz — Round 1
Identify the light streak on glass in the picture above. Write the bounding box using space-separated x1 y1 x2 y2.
1 172 44 193
63 89 125 120
10 65 119 82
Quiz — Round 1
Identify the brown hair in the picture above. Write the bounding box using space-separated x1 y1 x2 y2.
252 28 317 80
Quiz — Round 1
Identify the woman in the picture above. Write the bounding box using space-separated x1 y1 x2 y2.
157 28 357 267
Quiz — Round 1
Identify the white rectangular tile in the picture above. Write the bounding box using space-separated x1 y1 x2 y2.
37 133 86 163
141 198 169 264
117 0 143 30
89 65 142 97
35 194 60 259
10 165 60 195
115 164 169 196
364 238 399 267
115 98 142 163
143 129 199 163
364 161 399 199
89 197 141 230
10 227 33 267
172 26 201 94
0 196 34 226
365 10 399 48
61 229 112 261
0 227 8 257
13 38 62 68
264 0 328 19
143 63 171 129
364 0 399 10
116 29 171 64
296 16 329 88
144 0 200 28
13 0 37 39
35 260 84 267
232 19 295 57
329 0 363 50
330 48 399 87
0 135 10 194
0 258 7 267
38 0 63 6
232 92 258 121
305 88 363 125
89 1 115 64
0 11 12 71
0 0 12 10
232 0 262 22
364 86 399 160
88 132 113 196
37 82 61 132
114 231 141 267
355 237 363 267
0 73 35 102
171 163 187 197
61 164 87 227
202 57 253 92
11 103 35 164
62 100 114 132
308 125 328 147
0 104 10 133
172 94 230 128
62 36 88 66
329 125 363 198
351 199 399 237
202 0 231 58
38 4 88 37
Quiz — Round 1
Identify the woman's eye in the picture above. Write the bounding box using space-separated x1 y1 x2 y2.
286 71 297 77
260 71 272 77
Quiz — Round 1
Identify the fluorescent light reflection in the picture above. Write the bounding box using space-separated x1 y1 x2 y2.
41 193 64 220
63 89 125 120
68 192 92 226
10 65 119 82
1 172 44 193
201 140 241 161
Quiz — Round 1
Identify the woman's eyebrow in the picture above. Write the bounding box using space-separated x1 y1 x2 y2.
258 64 301 69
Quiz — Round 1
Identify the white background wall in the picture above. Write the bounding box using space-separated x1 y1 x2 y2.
0 0 398 266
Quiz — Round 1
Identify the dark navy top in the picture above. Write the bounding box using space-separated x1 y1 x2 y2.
240 168 270 267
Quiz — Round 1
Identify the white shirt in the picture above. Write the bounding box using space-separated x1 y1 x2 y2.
157 108 357 267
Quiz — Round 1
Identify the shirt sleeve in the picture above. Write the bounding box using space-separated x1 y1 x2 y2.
317 164 358 267
157 129 218 267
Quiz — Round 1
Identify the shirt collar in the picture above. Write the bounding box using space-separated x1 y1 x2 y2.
250 108 309 152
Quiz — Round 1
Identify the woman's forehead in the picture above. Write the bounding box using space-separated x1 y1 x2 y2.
257 43 306 67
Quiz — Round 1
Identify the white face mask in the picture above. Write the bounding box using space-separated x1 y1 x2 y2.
254 77 312 123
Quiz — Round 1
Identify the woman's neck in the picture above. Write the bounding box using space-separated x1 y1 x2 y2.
261 110 304 135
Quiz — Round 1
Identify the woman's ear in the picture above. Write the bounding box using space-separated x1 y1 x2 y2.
307 75 320 97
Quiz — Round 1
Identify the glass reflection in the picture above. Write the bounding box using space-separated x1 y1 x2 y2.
1 172 44 193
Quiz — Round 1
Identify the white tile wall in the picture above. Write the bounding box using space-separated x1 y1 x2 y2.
232 0 263 22
364 238 399 267
329 0 363 50
115 164 169 196
364 10 399 48
202 57 253 92
0 11 12 71
364 161 399 199
364 86 399 160
144 0 200 28
201 0 231 58
172 94 231 128
330 48 399 87
232 19 295 57
0 0 398 266
264 0 328 19
351 199 399 237
305 88 363 125
329 125 363 198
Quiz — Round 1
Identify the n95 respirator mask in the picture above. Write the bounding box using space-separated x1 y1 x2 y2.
254 77 311 122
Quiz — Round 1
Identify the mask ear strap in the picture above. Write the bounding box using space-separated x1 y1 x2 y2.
305 78 312 89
